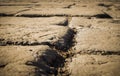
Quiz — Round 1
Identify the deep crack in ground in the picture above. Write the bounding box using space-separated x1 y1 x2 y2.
0 1 120 76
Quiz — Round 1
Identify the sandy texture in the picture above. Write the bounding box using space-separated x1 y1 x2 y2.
70 17 120 53
68 55 120 76
0 0 120 76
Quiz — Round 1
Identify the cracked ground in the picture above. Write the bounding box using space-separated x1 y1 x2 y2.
0 0 120 76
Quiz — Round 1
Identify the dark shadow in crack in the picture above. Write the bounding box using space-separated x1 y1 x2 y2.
54 28 75 51
93 13 112 18
0 13 13 16
26 49 65 76
78 50 120 55
98 3 112 7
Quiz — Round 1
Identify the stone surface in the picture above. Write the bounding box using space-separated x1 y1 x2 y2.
16 3 104 17
68 55 120 76
75 28 120 53
0 0 120 76
70 17 120 54
0 0 119 2
0 17 67 25
0 6 29 16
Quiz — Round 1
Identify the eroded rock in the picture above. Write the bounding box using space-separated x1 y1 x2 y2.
70 17 120 54
68 55 120 76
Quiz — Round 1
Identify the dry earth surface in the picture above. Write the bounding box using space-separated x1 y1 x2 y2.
0 0 120 76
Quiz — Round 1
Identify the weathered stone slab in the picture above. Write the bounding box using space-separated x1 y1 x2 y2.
0 2 35 6
74 28 120 54
0 45 61 76
0 6 29 16
68 55 120 76
33 2 74 8
17 5 104 17
69 17 120 29
0 17 67 25
70 17 120 53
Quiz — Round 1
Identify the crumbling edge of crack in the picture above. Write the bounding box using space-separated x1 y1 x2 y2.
54 17 77 76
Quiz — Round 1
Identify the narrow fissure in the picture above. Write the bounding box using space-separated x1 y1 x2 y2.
0 13 112 18
93 13 112 18
76 50 120 55
52 17 77 76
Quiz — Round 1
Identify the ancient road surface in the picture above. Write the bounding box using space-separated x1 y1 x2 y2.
0 0 120 76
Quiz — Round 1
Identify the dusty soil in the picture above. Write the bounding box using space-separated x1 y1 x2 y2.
0 0 120 76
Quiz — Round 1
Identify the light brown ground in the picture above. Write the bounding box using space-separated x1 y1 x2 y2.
0 0 120 76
